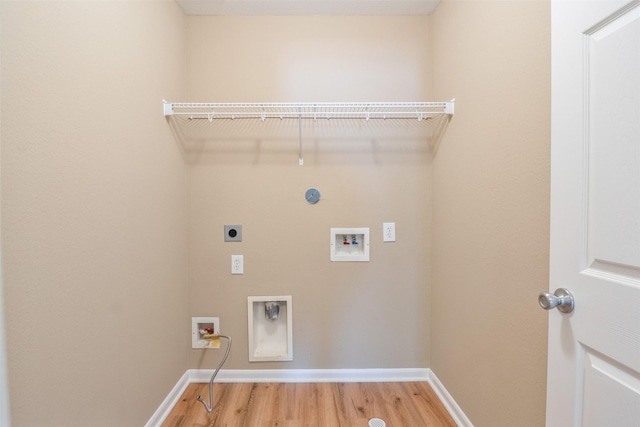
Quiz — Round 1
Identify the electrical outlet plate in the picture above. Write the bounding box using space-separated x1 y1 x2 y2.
383 222 396 242
232 255 244 274
192 317 220 349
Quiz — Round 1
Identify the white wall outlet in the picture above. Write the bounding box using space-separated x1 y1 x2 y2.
231 255 244 274
383 222 396 242
192 317 220 349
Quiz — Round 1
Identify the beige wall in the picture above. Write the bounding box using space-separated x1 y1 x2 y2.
184 16 434 369
0 0 9 417
1 2 552 425
1 1 189 425
430 1 550 426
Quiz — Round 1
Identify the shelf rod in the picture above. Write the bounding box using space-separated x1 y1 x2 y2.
180 114 440 120
298 106 303 166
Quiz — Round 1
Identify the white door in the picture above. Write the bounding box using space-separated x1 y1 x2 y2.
547 0 640 425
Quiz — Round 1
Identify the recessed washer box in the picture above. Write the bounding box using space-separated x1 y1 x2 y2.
192 317 220 348
248 296 293 362
330 228 370 262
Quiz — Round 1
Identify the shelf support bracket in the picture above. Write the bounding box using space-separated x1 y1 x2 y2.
298 107 304 166
445 99 455 115
163 100 173 116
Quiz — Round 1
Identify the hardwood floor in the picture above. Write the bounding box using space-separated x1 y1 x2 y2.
162 382 456 427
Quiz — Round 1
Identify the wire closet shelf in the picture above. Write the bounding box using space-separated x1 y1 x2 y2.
163 100 455 165
163 101 454 122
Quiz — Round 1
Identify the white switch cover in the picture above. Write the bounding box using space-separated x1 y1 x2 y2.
231 255 244 274
383 222 396 242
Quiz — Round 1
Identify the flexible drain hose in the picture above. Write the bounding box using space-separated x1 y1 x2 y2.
197 334 232 413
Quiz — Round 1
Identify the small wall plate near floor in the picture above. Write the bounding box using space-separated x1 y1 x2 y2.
192 317 220 348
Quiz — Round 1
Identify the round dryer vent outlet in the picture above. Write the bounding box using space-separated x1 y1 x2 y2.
368 418 386 427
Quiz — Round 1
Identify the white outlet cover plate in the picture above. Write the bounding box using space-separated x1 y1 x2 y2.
383 222 396 242
232 255 244 274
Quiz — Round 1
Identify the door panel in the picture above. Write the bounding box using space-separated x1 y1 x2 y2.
585 4 640 277
549 1 640 426
581 347 640 426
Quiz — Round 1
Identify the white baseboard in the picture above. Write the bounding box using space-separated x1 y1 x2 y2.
144 371 191 427
147 368 471 427
426 369 474 427
190 367 430 383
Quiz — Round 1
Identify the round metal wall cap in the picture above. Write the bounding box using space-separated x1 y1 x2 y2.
305 187 321 204
368 418 386 427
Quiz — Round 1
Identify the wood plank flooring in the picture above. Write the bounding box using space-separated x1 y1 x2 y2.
162 382 456 427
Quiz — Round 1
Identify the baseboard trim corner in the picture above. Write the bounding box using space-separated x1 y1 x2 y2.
145 370 191 427
426 369 474 427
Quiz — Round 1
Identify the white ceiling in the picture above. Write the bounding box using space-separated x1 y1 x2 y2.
175 0 441 16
